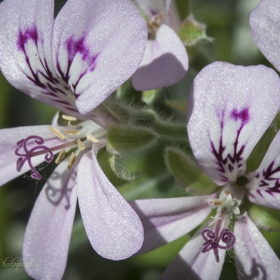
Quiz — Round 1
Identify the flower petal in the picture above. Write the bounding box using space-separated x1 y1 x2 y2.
134 0 180 31
249 0 280 72
160 230 225 280
132 24 188 91
23 158 77 280
0 0 82 117
234 215 280 279
247 131 280 209
187 62 280 185
130 195 213 254
77 149 143 260
0 125 67 186
53 0 147 114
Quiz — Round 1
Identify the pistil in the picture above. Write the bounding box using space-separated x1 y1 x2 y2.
15 135 54 180
201 227 235 262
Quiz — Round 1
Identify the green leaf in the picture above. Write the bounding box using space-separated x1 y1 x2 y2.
248 202 280 232
165 147 218 195
107 123 159 154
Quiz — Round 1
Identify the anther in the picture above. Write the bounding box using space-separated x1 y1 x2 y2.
86 133 99 143
49 127 65 141
77 139 85 150
62 115 77 122
68 152 76 169
55 149 66 164
65 130 80 135
213 200 224 206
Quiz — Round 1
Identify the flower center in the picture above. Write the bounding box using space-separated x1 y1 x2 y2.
201 189 242 262
147 13 163 39
14 115 106 180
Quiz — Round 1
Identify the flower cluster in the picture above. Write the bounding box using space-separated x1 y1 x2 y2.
1 0 280 279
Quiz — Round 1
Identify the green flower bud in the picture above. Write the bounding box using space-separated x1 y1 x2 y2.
164 147 217 195
107 123 159 154
178 16 209 46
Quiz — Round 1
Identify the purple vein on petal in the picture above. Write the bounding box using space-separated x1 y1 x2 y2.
255 161 280 197
17 26 69 96
56 35 99 98
210 107 250 182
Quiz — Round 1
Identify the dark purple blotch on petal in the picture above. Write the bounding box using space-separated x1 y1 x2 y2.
17 27 38 51
230 108 250 124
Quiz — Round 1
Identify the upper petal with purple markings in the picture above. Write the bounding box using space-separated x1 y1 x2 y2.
187 62 280 185
0 0 147 116
250 0 280 72
247 131 280 209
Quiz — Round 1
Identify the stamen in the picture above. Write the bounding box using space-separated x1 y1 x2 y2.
62 115 77 122
77 139 85 150
55 149 66 164
201 228 235 262
86 133 99 143
213 200 224 206
65 130 80 135
15 135 54 180
68 152 76 169
49 127 65 141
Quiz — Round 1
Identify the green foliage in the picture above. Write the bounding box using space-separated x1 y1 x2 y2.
248 202 280 232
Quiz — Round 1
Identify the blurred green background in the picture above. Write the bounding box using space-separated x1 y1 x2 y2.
0 0 280 279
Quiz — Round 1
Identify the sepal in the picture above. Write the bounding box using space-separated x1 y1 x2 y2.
178 16 209 46
164 147 217 194
107 123 159 154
